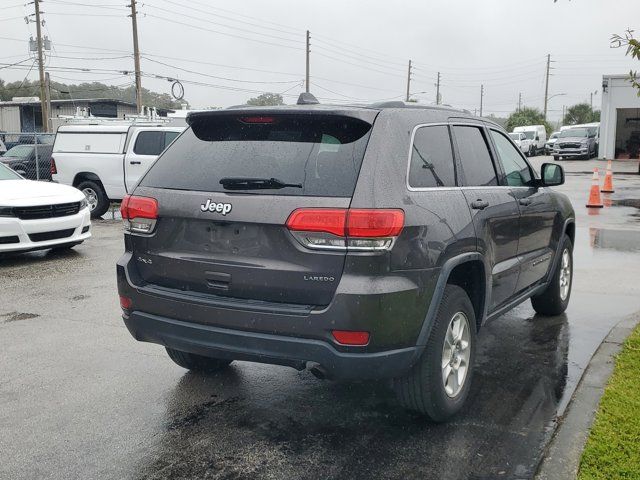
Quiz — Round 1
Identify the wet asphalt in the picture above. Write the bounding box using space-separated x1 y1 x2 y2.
1 157 640 480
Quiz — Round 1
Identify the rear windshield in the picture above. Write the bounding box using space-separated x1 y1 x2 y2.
140 114 373 197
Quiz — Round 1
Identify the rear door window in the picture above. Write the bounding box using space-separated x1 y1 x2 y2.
408 125 456 188
452 125 498 186
141 114 373 197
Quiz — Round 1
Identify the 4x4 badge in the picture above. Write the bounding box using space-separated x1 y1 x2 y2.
200 199 232 215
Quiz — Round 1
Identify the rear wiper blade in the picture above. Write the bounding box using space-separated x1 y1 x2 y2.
219 177 303 190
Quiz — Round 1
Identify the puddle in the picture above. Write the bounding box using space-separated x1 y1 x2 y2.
589 227 640 251
1 312 40 323
610 198 640 209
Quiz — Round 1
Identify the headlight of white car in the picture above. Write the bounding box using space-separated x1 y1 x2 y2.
0 206 14 217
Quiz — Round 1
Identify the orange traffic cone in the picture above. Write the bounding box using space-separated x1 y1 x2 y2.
586 168 604 208
601 159 615 193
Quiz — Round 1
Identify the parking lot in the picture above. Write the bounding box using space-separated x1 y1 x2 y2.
2 157 640 480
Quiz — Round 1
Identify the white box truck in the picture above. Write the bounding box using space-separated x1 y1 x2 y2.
51 124 184 217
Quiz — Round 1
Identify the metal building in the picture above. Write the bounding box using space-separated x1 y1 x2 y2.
600 75 640 160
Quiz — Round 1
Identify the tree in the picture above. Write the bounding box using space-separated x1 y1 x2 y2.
0 78 187 109
505 107 552 135
563 103 598 125
611 29 640 95
246 92 284 106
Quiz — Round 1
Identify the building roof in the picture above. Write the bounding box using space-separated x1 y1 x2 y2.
0 98 174 114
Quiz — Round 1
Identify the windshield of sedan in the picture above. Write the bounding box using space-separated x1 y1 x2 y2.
0 163 22 180
560 128 588 138
3 145 33 158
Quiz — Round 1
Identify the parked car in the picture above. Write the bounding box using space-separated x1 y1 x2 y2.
513 125 547 155
51 124 184 218
545 131 560 155
3 133 54 151
508 132 536 156
553 127 597 160
0 162 91 254
117 100 575 421
0 144 54 180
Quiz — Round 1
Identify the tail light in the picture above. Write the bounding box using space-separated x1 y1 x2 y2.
286 208 404 251
121 195 158 234
50 157 57 175
119 295 132 311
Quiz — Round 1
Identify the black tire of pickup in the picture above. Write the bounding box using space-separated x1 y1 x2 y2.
531 235 573 316
165 347 233 373
77 180 109 219
393 285 477 422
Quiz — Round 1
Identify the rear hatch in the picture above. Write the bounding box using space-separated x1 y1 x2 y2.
129 109 377 306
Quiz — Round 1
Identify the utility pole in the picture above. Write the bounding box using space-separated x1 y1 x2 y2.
129 0 143 113
305 30 310 93
479 84 484 117
44 72 52 132
518 92 522 113
436 72 441 105
543 53 551 120
34 0 48 132
562 104 566 126
405 60 412 102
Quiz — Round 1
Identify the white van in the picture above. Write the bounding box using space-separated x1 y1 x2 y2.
513 125 547 155
51 124 184 217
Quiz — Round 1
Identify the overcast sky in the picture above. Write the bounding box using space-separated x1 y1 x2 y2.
1 0 638 121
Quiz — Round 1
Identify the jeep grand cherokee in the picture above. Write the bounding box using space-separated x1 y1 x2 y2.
117 98 575 421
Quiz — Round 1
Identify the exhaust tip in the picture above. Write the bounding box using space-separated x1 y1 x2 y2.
308 363 328 380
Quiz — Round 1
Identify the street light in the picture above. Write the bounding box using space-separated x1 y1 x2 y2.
547 93 567 123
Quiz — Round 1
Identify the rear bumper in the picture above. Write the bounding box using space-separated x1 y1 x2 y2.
117 250 434 379
123 311 420 380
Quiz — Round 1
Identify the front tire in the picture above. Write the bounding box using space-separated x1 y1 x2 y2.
77 180 109 219
531 235 573 316
166 347 233 373
394 285 476 422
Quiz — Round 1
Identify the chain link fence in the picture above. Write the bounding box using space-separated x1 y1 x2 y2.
0 132 56 181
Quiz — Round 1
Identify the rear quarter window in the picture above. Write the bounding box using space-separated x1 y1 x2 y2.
140 114 373 197
408 125 456 188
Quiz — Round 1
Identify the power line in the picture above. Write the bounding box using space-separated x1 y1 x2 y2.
143 13 302 50
149 0 302 37
140 3 300 44
141 56 303 85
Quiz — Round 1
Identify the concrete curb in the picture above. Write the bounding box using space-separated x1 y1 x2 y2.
535 312 640 480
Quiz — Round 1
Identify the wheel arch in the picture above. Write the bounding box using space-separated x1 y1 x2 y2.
72 172 103 188
411 253 487 364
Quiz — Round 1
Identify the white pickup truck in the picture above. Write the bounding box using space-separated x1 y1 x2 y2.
51 124 184 217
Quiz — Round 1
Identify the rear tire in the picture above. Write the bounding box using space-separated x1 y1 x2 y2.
166 347 233 373
393 285 477 422
77 180 109 219
531 235 573 316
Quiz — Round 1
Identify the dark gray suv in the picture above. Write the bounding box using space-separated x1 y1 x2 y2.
117 100 575 421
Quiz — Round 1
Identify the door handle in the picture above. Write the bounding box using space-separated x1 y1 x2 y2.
519 198 532 206
129 161 142 165
471 199 489 210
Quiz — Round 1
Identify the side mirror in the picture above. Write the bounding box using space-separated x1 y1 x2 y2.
541 163 564 186
535 135 540 141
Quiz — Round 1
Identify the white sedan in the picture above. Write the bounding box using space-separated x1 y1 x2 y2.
0 163 91 253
